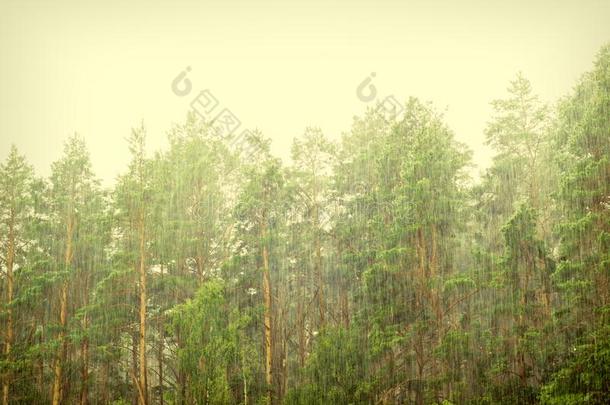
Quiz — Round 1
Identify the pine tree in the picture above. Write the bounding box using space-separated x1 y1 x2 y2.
0 146 35 405
48 135 100 405
114 124 154 405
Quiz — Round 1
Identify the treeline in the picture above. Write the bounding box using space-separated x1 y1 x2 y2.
0 45 608 405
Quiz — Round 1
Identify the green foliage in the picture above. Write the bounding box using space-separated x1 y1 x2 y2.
1 41 609 405
170 279 238 404
540 325 610 405
285 327 372 405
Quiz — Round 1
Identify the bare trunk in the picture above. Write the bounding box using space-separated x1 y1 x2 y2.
158 289 164 405
517 248 532 385
541 258 552 319
242 360 248 405
138 212 148 405
102 360 110 405
337 241 350 329
80 272 90 405
430 225 446 399
413 228 427 405
2 220 15 405
37 324 44 394
176 327 186 405
415 226 426 280
341 288 350 328
314 232 324 326
52 216 74 405
281 321 288 400
52 283 68 405
313 179 325 326
430 225 442 328
80 328 89 405
415 334 425 405
297 299 306 367
262 238 273 402
158 268 164 405
132 331 139 405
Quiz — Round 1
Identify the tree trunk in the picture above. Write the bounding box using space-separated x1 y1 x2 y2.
262 224 274 402
52 283 68 405
430 225 442 328
2 219 15 405
80 270 90 405
313 179 325 326
413 228 427 405
242 357 248 405
138 212 148 405
297 299 306 367
158 312 164 405
415 334 425 405
132 329 139 405
281 321 288 400
430 225 446 399
158 266 164 405
341 287 350 329
80 316 89 405
336 240 350 329
52 216 74 405
37 324 44 395
102 360 110 405
314 230 325 326
416 228 426 289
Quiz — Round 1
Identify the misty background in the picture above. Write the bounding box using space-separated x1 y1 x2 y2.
2 0 610 184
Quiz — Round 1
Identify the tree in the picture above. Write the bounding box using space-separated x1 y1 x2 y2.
170 279 237 404
0 146 35 405
114 125 156 405
290 127 336 328
484 72 553 212
1 41 609 405
497 203 553 400
234 138 286 403
549 44 610 400
469 73 558 402
48 135 100 405
152 114 234 403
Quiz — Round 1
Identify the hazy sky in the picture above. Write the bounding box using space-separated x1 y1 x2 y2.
1 0 609 185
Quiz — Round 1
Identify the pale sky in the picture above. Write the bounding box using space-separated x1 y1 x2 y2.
1 0 609 185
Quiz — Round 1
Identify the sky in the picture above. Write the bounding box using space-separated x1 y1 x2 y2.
1 0 609 185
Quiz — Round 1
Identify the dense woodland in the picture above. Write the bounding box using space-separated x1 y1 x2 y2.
1 44 609 405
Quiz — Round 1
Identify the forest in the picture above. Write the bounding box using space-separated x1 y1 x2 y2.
0 43 609 405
